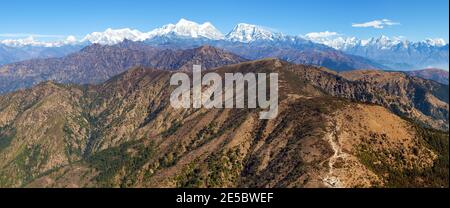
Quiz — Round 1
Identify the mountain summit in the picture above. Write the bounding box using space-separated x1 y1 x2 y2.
80 19 225 45
225 23 285 43
305 34 449 70
82 28 150 45
148 18 224 40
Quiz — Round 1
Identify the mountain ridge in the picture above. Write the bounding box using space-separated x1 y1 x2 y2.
305 34 449 70
0 42 384 94
0 59 448 188
405 68 449 85
2 19 446 70
0 44 247 94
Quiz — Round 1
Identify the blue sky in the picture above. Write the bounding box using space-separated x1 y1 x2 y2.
0 0 448 42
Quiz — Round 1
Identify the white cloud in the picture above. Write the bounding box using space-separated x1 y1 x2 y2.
352 19 400 29
65 35 77 43
304 31 340 39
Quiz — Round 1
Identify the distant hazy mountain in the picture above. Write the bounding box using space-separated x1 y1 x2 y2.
406 68 449 85
145 20 386 70
0 39 384 95
305 34 449 70
1 19 385 71
0 43 85 66
70 19 449 71
0 43 246 94
78 19 383 71
2 19 447 71
0 45 17 65
0 20 388 94
142 37 384 72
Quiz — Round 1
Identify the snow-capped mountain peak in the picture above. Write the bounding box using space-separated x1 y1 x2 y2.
1 35 79 47
303 31 359 50
423 38 447 47
1 36 43 47
226 23 284 43
148 18 224 40
81 28 150 45
2 20 447 49
303 32 448 70
305 33 448 51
